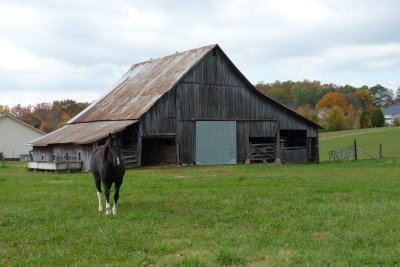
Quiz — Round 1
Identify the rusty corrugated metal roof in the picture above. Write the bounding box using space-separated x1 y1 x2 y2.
29 120 137 146
70 44 217 123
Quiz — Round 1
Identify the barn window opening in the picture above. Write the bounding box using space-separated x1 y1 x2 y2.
78 153 81 161
280 130 307 147
141 137 176 166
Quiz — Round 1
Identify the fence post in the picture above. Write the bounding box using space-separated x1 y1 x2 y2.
354 139 357 160
379 144 383 159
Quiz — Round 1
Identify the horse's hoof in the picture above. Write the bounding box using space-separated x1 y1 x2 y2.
106 209 112 215
112 210 117 215
99 206 103 212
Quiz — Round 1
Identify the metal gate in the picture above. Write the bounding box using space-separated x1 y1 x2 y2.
195 121 237 165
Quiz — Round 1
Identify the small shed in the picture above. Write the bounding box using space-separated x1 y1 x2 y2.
0 114 45 160
29 44 322 171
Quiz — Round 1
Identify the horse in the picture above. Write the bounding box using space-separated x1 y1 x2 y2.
90 133 125 215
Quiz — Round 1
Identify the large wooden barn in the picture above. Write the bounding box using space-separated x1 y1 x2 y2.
29 44 321 171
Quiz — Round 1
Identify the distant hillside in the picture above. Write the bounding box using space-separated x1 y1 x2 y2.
319 127 400 161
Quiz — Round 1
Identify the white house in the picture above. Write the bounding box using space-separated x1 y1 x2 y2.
383 104 400 126
0 114 45 160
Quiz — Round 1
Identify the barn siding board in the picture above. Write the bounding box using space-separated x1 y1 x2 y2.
178 121 195 164
236 122 249 162
142 90 177 135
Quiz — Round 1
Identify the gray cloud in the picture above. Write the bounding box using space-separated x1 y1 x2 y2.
1 0 400 105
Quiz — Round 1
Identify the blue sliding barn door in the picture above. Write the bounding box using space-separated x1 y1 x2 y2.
195 121 237 165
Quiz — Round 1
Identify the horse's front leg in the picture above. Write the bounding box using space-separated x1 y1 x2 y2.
102 181 112 215
112 181 121 215
95 179 103 212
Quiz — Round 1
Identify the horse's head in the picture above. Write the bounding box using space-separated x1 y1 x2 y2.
104 134 123 168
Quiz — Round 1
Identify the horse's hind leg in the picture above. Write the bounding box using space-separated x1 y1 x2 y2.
95 179 103 212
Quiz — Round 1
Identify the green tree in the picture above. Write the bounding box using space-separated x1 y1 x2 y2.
360 109 372 128
369 84 394 107
355 89 375 109
396 87 400 103
291 80 324 108
370 107 385 127
256 81 295 108
326 106 347 131
0 105 10 115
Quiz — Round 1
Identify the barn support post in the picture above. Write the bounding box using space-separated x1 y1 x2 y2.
175 136 180 166
379 144 383 159
137 123 143 167
274 122 281 164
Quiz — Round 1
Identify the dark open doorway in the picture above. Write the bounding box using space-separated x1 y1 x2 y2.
141 137 176 166
280 130 308 164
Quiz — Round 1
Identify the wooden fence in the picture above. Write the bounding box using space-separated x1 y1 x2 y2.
249 143 275 163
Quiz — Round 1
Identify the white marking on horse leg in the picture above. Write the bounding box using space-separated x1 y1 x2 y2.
106 201 111 215
116 156 120 166
112 203 117 215
97 192 103 212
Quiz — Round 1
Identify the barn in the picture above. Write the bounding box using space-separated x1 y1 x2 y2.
29 44 321 171
0 114 45 160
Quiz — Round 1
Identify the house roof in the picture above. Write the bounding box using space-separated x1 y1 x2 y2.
29 120 137 146
383 104 400 115
0 114 45 135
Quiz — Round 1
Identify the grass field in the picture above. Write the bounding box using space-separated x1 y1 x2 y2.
1 158 400 266
319 127 400 161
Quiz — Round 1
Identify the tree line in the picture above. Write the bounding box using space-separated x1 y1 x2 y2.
256 80 399 131
0 100 90 133
1 81 398 133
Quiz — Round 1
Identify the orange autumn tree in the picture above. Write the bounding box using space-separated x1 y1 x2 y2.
355 89 375 109
316 92 350 130
316 92 348 111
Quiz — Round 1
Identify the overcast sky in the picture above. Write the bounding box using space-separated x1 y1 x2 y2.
1 0 400 106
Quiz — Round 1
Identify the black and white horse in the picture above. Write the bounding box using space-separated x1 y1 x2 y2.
90 133 125 215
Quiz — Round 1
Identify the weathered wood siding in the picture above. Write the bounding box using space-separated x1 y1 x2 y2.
175 48 318 163
31 144 93 171
142 90 177 136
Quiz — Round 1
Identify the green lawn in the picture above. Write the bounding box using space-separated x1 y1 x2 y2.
1 159 400 266
319 127 400 161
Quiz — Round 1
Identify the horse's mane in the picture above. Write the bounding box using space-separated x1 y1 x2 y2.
96 139 111 161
